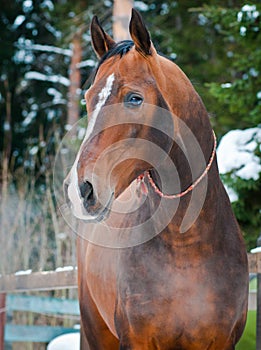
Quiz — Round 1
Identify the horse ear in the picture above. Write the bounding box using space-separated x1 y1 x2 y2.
91 16 116 59
129 9 151 56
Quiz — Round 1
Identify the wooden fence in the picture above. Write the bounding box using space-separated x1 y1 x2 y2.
0 269 79 349
5 294 80 343
0 253 260 350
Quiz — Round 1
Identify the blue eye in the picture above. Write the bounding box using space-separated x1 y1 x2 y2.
124 93 144 108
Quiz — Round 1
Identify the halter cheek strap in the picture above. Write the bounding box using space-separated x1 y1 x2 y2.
137 130 217 199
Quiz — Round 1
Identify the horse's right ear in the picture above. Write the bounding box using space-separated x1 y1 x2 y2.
129 9 151 56
90 16 116 59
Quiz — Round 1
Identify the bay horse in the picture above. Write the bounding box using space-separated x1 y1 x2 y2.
64 9 248 350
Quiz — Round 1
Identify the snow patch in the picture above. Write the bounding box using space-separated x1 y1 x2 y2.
217 127 261 181
221 83 232 88
41 0 54 11
55 266 76 272
240 26 247 36
237 5 259 22
25 72 70 86
45 23 61 38
14 50 34 64
170 53 177 60
47 333 80 350
76 59 96 68
249 68 259 77
23 0 33 12
22 111 37 127
15 269 32 275
4 122 11 131
224 185 238 203
27 44 72 56
29 146 39 156
13 15 26 27
250 247 261 253
134 1 149 11
47 88 66 104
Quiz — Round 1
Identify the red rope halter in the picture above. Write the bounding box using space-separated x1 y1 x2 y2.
138 130 217 199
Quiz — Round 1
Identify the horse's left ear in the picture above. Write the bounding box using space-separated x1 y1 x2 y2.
129 9 151 56
91 16 116 59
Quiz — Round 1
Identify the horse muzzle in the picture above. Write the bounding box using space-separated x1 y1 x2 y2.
79 179 114 221
64 174 114 222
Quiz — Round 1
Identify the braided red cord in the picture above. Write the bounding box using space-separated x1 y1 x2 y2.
144 130 217 199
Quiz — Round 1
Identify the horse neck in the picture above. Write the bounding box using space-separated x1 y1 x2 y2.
146 59 221 235
150 80 215 197
147 141 221 240
150 54 214 163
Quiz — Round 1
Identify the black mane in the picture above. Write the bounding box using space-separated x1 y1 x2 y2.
99 40 134 67
86 40 171 88
89 40 134 83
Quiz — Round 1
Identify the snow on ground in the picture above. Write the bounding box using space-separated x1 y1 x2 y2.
55 266 76 272
47 333 80 350
14 269 32 275
251 247 261 253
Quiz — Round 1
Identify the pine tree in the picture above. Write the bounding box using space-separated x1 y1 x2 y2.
200 3 261 250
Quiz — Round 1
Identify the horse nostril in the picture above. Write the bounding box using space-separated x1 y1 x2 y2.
79 181 94 202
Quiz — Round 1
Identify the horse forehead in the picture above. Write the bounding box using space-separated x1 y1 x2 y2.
98 50 151 83
85 70 114 103
86 50 156 103
118 50 153 79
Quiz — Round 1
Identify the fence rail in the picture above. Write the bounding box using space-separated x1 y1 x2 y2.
0 253 260 349
0 269 78 293
248 252 261 274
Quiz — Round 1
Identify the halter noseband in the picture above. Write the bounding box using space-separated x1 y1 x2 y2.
138 130 217 199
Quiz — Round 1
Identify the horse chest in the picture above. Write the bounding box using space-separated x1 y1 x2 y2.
87 241 229 331
113 246 245 348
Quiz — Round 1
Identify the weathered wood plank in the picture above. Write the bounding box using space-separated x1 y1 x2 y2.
248 252 261 273
0 270 77 293
5 324 79 343
248 291 257 311
6 294 80 316
256 252 261 273
0 294 6 350
257 273 261 350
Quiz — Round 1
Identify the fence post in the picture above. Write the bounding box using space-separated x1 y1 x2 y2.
0 293 6 350
256 235 261 350
257 273 261 350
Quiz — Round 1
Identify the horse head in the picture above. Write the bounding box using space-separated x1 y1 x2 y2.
64 9 213 223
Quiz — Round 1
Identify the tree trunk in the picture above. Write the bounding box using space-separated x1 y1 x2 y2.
113 0 133 41
67 34 82 127
0 294 6 350
0 80 12 267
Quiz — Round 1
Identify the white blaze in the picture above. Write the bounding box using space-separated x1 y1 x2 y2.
84 73 115 142
67 73 115 219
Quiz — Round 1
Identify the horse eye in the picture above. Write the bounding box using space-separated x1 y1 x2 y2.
124 93 143 108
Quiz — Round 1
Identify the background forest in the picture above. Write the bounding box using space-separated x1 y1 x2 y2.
0 0 260 276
